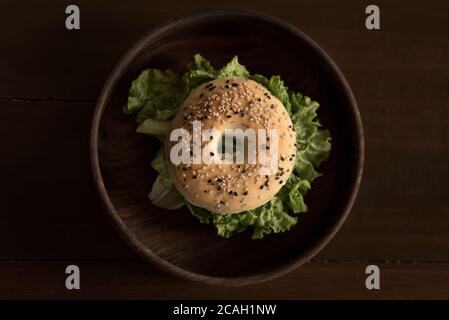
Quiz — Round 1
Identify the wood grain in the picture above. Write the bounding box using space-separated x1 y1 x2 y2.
0 100 135 259
0 0 448 297
0 260 448 299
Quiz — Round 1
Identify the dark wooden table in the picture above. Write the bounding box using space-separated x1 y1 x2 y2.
1 0 448 299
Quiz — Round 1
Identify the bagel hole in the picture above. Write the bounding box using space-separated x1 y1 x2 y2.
217 133 249 163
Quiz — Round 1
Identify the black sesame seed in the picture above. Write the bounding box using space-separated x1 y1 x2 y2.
243 191 248 196
182 167 187 171
200 93 204 98
225 85 230 89
260 185 264 189
279 180 283 184
226 115 232 118
281 156 285 161
220 200 225 204
229 191 233 195
226 79 230 83
265 175 269 179
275 176 280 180
210 152 214 156
233 192 238 196
208 179 212 184
234 111 239 115
231 83 238 87
204 190 208 193
192 175 197 179
218 187 222 192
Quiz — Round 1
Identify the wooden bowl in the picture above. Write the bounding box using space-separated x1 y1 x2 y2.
90 9 364 286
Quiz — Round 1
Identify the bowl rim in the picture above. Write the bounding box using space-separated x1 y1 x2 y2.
90 8 365 286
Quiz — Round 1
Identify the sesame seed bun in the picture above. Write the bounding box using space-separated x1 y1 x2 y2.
165 77 297 214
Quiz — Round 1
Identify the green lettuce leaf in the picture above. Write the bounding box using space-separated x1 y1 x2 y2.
182 54 250 90
186 197 297 239
251 74 291 112
289 91 332 182
182 54 218 91
149 176 185 210
150 148 172 187
136 118 170 136
124 69 186 123
148 148 185 210
277 174 311 213
217 56 250 78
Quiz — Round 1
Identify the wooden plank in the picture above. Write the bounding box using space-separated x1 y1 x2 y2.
1 0 447 99
0 98 448 260
0 260 447 299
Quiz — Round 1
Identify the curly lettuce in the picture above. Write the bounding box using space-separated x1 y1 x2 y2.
124 54 331 239
124 69 186 122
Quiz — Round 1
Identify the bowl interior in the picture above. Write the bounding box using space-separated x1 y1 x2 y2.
96 12 362 281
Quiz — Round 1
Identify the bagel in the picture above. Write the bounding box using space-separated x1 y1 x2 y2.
165 77 297 214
